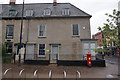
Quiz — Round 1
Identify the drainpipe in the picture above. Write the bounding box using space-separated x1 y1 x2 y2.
26 19 30 43
24 19 30 61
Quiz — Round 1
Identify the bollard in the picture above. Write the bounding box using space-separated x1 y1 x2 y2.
49 70 52 79
19 69 24 78
63 71 67 78
4 68 12 78
34 69 38 78
76 71 81 78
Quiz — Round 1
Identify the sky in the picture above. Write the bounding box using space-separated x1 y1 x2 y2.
0 0 120 36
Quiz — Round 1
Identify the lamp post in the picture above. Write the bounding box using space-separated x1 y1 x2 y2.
18 0 24 66
117 17 120 58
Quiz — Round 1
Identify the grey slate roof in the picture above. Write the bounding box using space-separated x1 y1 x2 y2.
1 3 92 18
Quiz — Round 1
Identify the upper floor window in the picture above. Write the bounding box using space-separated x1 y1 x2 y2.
26 9 34 17
44 9 51 16
38 24 46 37
6 25 14 39
9 9 17 16
62 8 70 16
72 24 79 36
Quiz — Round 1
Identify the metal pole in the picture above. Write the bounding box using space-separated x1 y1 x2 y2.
49 70 52 79
18 0 24 66
19 69 24 78
4 68 12 78
118 17 120 47
76 71 81 78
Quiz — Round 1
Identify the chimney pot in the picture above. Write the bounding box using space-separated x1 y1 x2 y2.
53 0 57 6
9 0 16 5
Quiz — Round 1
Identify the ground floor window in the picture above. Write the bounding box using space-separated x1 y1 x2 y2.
83 42 96 56
6 42 13 54
82 41 97 60
15 43 25 54
38 44 46 56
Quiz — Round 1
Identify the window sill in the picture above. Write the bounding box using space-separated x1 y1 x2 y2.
38 55 46 57
6 37 14 39
72 35 80 37
38 36 46 38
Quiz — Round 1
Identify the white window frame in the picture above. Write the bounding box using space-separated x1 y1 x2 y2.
62 8 70 16
44 9 51 16
38 43 46 57
26 9 34 17
38 24 46 37
72 24 80 36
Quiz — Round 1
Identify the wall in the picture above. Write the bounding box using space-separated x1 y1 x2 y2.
2 17 91 60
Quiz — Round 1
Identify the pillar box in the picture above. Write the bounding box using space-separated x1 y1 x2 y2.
86 52 92 67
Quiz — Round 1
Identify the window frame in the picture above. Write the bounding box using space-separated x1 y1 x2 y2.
9 9 17 16
5 42 13 54
44 9 51 16
25 9 34 17
38 24 46 37
6 25 14 39
72 24 80 36
38 43 46 57
62 8 70 16
82 42 97 60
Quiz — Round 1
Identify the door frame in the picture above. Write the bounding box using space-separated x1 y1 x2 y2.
26 44 35 60
50 44 59 60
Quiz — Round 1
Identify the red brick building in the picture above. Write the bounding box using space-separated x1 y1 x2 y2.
92 32 103 47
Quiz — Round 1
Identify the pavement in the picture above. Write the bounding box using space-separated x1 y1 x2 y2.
1 55 119 79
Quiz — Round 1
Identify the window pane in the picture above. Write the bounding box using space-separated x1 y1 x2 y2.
39 44 45 49
90 50 95 56
6 43 13 54
39 44 45 56
83 43 89 49
90 43 95 49
26 10 34 16
39 50 45 55
6 25 14 39
72 24 79 35
9 10 17 16
62 9 69 15
39 25 45 37
44 9 51 15
8 27 13 36
84 50 89 55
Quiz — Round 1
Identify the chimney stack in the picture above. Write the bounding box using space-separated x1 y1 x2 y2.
9 0 16 5
53 0 57 6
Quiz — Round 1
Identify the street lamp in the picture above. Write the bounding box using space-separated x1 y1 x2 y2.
18 0 24 66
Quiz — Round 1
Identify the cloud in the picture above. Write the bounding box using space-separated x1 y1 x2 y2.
1 0 119 35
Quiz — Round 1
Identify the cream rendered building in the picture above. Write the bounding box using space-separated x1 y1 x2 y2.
2 0 97 63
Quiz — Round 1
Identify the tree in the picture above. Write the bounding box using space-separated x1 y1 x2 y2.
95 9 120 57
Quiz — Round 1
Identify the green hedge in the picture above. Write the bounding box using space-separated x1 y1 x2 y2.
2 43 13 64
2 54 12 63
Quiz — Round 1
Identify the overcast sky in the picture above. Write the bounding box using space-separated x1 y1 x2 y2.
0 0 120 36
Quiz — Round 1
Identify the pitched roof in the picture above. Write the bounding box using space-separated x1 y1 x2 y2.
1 3 92 19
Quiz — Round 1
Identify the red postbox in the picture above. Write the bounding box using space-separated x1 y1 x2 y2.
86 52 91 67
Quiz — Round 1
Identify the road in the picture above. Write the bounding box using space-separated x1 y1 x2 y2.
1 56 119 79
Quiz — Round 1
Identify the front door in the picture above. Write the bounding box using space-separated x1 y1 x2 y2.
51 45 59 63
25 44 34 60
